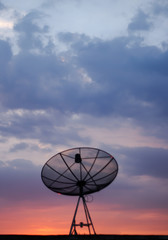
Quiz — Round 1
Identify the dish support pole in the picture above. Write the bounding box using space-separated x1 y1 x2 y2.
69 195 96 235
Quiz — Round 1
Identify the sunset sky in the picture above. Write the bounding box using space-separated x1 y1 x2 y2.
0 0 168 235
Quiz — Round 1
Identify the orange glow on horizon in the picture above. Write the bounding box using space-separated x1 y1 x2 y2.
1 200 168 235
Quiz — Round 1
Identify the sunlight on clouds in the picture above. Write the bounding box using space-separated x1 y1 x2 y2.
0 20 13 29
6 109 25 117
78 68 93 84
6 109 47 117
71 113 81 120
60 56 65 62
37 143 50 150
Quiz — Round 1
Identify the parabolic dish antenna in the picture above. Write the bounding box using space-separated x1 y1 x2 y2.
41 147 118 235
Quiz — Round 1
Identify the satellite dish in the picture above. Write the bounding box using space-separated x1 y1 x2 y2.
41 147 118 235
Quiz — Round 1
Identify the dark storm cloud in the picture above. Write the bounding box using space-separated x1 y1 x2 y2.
9 142 29 152
67 34 168 124
0 39 12 65
128 10 152 31
41 0 61 8
1 11 167 117
93 145 168 210
0 108 89 145
117 146 168 179
2 52 70 109
0 11 168 143
97 173 168 210
14 11 49 51
152 1 168 15
9 142 51 152
0 1 5 10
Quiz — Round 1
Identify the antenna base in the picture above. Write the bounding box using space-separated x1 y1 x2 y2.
69 195 96 235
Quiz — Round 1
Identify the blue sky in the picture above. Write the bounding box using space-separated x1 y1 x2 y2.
0 0 168 235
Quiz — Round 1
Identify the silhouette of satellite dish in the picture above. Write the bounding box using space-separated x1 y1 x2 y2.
41 147 118 235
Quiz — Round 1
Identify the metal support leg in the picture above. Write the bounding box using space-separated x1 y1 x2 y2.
69 196 81 235
82 196 96 235
69 195 96 235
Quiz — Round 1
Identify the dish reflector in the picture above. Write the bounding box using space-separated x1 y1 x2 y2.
41 147 118 196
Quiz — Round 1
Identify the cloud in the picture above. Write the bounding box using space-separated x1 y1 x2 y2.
9 142 51 152
128 10 152 31
1 12 167 118
0 2 168 166
1 153 167 212
0 109 89 145
93 145 168 211
0 137 6 143
0 1 5 10
68 34 168 124
117 146 168 179
1 19 168 144
14 11 49 51
0 39 12 64
9 142 29 152
2 32 168 120
152 1 168 16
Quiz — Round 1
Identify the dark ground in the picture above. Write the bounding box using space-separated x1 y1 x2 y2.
0 235 168 240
